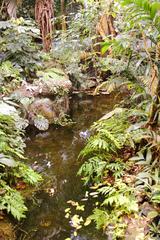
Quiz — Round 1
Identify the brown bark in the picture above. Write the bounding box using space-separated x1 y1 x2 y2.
95 13 116 55
142 32 160 126
7 0 17 18
61 0 66 31
96 14 116 40
35 0 54 52
148 71 160 126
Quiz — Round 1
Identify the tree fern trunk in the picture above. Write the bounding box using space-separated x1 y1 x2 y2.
61 0 66 32
149 69 160 126
35 0 54 52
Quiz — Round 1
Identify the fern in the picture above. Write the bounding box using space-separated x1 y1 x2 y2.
78 156 107 184
78 112 130 185
0 112 42 220
106 160 127 179
89 207 127 239
100 180 138 213
0 61 21 82
13 162 43 185
80 113 129 158
89 208 109 230
0 180 27 220
121 0 160 32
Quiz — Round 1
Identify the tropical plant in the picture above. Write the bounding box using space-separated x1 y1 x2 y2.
0 112 42 220
100 0 160 126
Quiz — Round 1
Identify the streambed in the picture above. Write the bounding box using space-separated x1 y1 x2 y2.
17 93 122 240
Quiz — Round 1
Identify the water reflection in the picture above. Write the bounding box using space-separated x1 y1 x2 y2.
17 93 122 240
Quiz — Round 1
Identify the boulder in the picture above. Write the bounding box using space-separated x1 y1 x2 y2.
9 67 72 130
11 67 72 99
35 67 72 96
27 96 70 130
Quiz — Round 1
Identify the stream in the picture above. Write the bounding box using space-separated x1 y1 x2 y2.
17 93 122 240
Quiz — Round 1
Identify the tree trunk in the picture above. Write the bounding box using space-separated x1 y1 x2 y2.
149 74 160 126
35 0 54 52
61 0 66 32
146 62 160 126
96 14 116 40
7 0 17 18
95 13 116 55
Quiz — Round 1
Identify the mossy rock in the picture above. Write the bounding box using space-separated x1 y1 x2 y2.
27 96 70 130
11 67 72 100
34 67 72 96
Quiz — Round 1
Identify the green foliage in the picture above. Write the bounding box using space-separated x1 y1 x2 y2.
87 180 138 237
0 61 21 81
80 113 129 158
120 0 160 31
100 180 138 213
0 180 27 221
0 18 43 95
0 19 42 78
36 67 71 95
78 112 130 189
53 2 101 89
0 114 25 158
0 60 22 94
70 101 159 239
0 18 45 218
78 156 108 184
89 208 127 239
13 162 42 185
0 113 42 220
89 208 109 230
69 111 138 238
98 0 160 102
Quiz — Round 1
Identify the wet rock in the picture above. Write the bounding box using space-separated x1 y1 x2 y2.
11 83 40 98
27 96 70 126
28 98 56 124
80 79 97 90
0 101 29 129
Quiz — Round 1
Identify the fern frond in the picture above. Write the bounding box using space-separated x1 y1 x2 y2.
121 0 160 31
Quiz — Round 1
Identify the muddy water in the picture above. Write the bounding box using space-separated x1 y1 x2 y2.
17 93 122 240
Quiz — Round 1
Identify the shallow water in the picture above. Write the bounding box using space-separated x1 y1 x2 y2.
17 93 122 240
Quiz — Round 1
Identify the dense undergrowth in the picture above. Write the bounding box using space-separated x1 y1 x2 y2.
0 0 160 239
0 17 71 220
0 113 42 220
66 103 160 239
0 19 43 220
64 0 160 239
